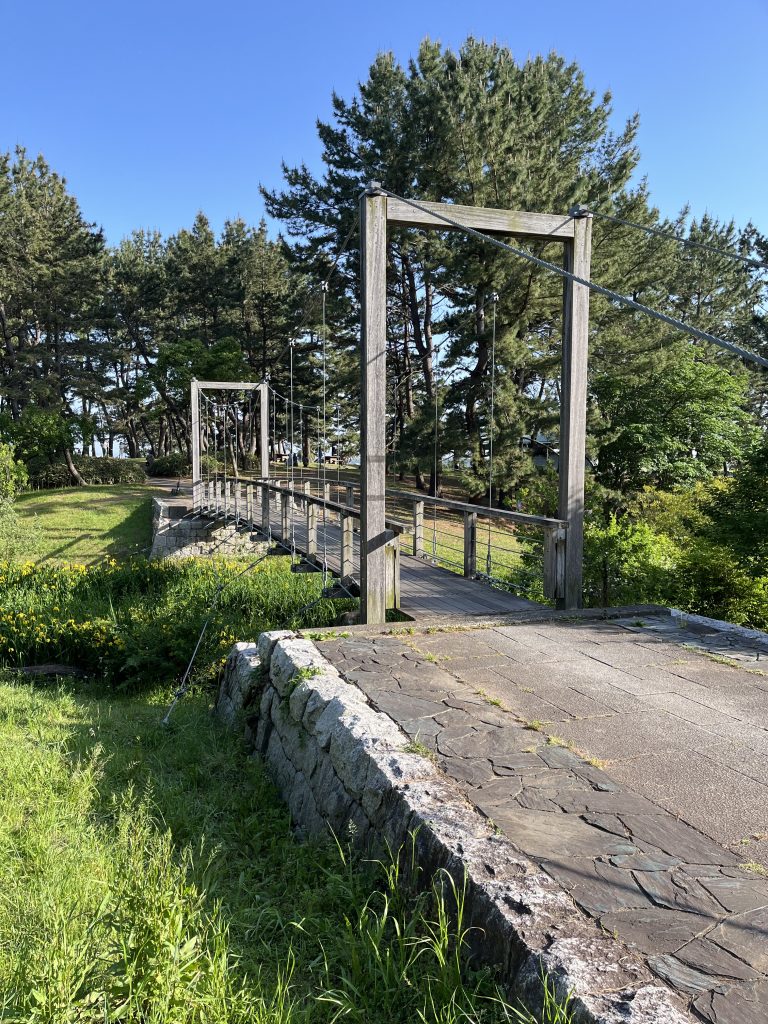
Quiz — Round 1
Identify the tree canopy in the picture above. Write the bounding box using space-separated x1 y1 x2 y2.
1 37 765 508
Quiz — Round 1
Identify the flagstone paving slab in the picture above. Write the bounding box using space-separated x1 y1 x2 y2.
317 613 768 1021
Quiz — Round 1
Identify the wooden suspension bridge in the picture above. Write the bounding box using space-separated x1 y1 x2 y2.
189 189 592 623
193 471 566 620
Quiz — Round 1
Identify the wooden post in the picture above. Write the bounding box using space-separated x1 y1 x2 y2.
307 502 318 561
246 482 254 529
345 483 355 508
190 379 201 511
463 510 477 578
341 513 353 582
261 483 270 535
259 382 270 536
543 526 567 601
558 213 592 609
281 491 290 541
413 500 424 557
385 533 400 610
360 184 388 624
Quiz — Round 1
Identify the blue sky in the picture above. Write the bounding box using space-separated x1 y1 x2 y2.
3 0 766 244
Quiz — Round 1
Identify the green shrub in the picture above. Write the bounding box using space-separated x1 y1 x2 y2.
583 517 678 608
150 452 191 477
200 453 222 474
628 482 725 545
0 442 28 498
673 540 768 630
28 457 146 489
0 557 354 687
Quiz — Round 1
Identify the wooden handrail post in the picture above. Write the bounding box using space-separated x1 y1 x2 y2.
345 483 355 508
341 513 353 581
385 532 400 610
260 483 270 535
413 500 424 557
280 491 290 541
307 501 318 561
246 482 254 529
463 510 477 578
544 526 568 601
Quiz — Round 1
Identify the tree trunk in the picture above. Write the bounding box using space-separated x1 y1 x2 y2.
63 448 85 486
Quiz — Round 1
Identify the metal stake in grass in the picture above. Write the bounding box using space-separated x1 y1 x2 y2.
161 549 271 726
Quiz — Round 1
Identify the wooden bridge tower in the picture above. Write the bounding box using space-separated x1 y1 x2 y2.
360 185 592 624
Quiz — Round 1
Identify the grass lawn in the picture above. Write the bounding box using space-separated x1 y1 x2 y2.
0 673 563 1023
15 485 160 564
0 487 572 1021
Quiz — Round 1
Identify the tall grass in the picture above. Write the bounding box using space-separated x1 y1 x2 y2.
0 557 354 687
0 674 571 1023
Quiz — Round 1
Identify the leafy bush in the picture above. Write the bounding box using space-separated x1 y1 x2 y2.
628 482 725 545
673 540 768 630
583 517 679 608
706 435 768 570
28 456 146 489
0 557 354 687
0 442 28 498
149 452 191 477
150 453 230 477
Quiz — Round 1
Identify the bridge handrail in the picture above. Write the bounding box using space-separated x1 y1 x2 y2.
202 475 567 602
246 474 566 531
255 479 407 535
386 490 567 531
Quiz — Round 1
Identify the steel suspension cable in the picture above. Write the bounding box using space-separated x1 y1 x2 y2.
222 397 229 519
379 188 768 371
486 294 498 577
269 211 361 375
582 206 768 272
321 283 329 580
432 343 439 561
289 341 296 558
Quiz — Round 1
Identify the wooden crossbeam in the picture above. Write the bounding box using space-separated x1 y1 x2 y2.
386 198 575 241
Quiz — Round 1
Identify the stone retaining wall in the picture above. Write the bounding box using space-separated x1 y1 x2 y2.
215 632 689 1024
150 497 267 559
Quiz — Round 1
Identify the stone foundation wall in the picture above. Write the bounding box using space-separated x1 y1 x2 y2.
215 633 689 1024
150 497 268 559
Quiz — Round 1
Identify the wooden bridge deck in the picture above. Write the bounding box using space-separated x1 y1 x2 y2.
229 494 539 620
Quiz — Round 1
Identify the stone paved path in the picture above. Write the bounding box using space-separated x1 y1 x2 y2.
317 615 768 1023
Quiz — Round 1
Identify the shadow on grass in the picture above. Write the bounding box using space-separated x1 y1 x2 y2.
17 489 156 564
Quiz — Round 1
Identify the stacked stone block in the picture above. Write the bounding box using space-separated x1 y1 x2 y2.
150 498 268 559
